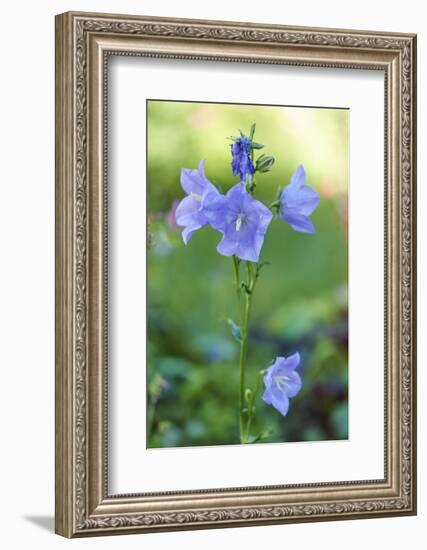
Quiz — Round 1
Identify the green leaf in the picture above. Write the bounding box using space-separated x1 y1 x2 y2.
251 142 264 149
241 282 252 295
249 123 256 140
227 318 241 342
256 261 271 277
249 427 273 443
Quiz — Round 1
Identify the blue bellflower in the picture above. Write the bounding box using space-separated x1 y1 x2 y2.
280 165 320 234
231 137 255 181
262 353 302 416
206 182 272 263
175 160 219 244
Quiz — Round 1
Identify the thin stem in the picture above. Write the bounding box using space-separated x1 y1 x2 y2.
232 255 245 440
246 370 264 442
239 304 251 441
238 261 255 443
232 255 241 306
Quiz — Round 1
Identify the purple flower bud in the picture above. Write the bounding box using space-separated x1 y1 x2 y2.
231 137 255 180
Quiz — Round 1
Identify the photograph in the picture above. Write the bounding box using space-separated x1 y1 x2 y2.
53 9 417 538
147 100 349 448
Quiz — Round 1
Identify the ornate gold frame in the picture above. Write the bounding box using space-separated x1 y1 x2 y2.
55 11 417 538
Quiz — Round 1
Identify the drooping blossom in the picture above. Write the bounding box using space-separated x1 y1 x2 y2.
262 353 302 416
231 137 255 181
205 182 272 262
279 165 320 234
175 160 219 244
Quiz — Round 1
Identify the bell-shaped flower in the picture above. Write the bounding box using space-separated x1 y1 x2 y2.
205 182 272 263
262 353 302 416
231 137 255 181
279 165 320 234
175 160 220 244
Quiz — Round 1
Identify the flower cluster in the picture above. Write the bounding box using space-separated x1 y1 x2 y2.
176 138 319 263
175 125 319 429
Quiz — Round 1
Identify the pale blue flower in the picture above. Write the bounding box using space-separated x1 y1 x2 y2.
262 353 302 416
280 165 320 234
205 182 272 262
175 160 219 244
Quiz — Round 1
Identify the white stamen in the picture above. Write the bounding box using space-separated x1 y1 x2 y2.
274 375 290 391
235 214 245 231
190 192 202 202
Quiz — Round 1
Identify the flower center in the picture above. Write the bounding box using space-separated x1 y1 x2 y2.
190 192 202 202
235 213 247 232
274 375 290 391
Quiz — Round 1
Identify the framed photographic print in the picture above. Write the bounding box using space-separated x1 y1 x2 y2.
55 11 417 537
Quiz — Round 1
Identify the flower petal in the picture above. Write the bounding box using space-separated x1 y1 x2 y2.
270 388 290 416
279 165 319 232
181 222 203 245
180 159 216 196
282 184 320 216
289 164 306 188
262 386 273 405
216 233 238 257
175 196 201 226
235 239 259 262
180 167 201 195
283 352 301 371
197 158 207 177
176 162 221 244
283 370 302 398
175 195 210 244
225 181 247 201
249 197 273 226
281 210 315 234
203 195 229 232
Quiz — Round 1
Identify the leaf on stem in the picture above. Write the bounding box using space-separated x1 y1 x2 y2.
248 427 274 443
249 123 256 140
244 388 253 404
256 261 270 279
227 318 241 342
241 282 252 295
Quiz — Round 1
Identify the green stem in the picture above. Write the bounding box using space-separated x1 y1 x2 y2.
246 370 264 442
240 296 252 441
232 255 241 306
232 255 245 440
238 261 256 443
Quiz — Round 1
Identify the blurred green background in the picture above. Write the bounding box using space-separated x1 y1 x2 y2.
147 100 348 448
